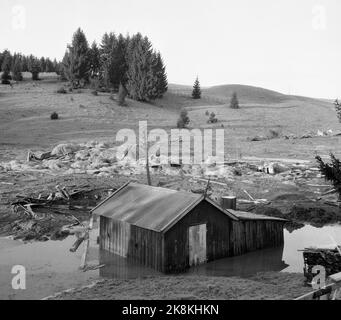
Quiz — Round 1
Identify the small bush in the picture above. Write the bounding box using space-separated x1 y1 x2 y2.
230 92 240 109
177 109 190 128
1 79 11 85
205 111 210 116
50 112 59 120
267 129 280 139
56 87 67 94
207 112 218 124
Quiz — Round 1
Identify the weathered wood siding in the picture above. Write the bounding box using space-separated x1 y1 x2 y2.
100 216 164 272
164 200 233 273
230 220 285 256
100 202 285 274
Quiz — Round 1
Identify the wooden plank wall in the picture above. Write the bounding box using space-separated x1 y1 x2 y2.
100 216 164 272
231 220 284 256
164 200 233 273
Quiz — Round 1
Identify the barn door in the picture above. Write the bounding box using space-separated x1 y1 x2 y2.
188 224 207 267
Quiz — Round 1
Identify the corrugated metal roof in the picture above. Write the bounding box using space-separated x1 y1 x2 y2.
92 183 207 232
92 182 286 232
227 209 288 222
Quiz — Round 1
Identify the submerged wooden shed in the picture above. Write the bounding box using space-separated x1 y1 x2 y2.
92 182 286 273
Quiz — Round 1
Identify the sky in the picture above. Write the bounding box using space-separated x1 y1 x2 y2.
1 0 340 99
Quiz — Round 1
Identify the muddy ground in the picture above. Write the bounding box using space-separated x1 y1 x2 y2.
50 272 310 300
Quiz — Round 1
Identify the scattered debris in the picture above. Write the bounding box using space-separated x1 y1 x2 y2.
303 246 341 283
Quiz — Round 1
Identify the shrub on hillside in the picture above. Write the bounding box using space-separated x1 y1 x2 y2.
230 92 240 109
177 109 190 128
207 112 218 124
56 87 67 94
267 129 281 139
50 112 59 120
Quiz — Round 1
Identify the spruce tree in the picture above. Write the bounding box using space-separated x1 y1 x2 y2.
63 28 90 88
12 57 23 81
1 51 12 84
230 92 240 109
153 52 168 98
28 57 41 80
100 32 118 89
316 154 341 200
40 57 46 73
126 34 158 101
192 77 201 99
334 99 341 123
89 41 101 78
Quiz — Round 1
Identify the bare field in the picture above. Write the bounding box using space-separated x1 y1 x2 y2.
0 78 339 163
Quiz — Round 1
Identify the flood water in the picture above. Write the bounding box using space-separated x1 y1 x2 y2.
94 224 341 279
0 223 340 299
0 235 98 300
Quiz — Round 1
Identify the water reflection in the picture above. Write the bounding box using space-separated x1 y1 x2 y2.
186 246 288 277
99 249 163 279
95 224 341 279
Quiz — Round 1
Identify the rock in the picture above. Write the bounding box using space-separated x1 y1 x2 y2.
75 150 90 161
51 143 80 156
250 135 267 142
42 159 63 171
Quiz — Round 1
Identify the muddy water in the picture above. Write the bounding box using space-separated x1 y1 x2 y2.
282 224 341 273
1 224 340 299
0 236 98 300
93 224 341 279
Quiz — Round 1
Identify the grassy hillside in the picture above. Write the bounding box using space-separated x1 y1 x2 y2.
0 77 339 161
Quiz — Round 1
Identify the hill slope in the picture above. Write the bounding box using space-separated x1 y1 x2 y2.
169 83 327 105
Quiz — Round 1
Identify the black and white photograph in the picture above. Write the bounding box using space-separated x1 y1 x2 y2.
0 0 341 305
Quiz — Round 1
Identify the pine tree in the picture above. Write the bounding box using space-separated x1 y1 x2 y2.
28 56 41 80
63 28 90 88
12 57 23 81
192 77 201 99
40 57 46 73
0 51 4 72
100 32 118 89
316 154 341 200
1 51 12 84
334 99 341 123
126 34 158 101
230 92 240 109
153 52 168 98
45 58 54 72
89 41 101 78
21 55 29 72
